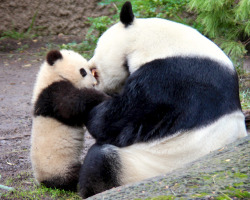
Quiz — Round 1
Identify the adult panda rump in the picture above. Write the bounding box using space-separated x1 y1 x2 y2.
79 144 122 198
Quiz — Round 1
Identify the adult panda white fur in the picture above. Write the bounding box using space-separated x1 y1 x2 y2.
46 1 247 198
77 1 248 197
30 49 108 191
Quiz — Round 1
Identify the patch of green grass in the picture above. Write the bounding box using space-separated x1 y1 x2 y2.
201 175 212 181
45 43 60 51
2 185 81 200
0 30 27 40
1 172 81 200
4 177 14 186
11 186 80 200
16 44 29 52
192 192 209 198
135 195 176 200
216 186 250 200
233 182 244 187
226 187 250 199
240 89 250 110
60 41 94 60
233 172 248 179
0 30 37 41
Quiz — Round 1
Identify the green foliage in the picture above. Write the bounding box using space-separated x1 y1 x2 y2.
99 0 189 23
1 172 81 200
60 41 94 60
188 0 250 68
240 89 250 110
16 44 29 52
86 16 117 40
2 185 81 200
215 186 250 200
135 195 176 200
0 30 36 40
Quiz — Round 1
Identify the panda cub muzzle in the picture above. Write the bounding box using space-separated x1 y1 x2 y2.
91 68 99 85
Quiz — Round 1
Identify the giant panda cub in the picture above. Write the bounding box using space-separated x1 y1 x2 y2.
30 49 108 191
44 2 247 198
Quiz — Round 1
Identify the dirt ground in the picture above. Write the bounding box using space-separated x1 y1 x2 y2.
0 36 95 186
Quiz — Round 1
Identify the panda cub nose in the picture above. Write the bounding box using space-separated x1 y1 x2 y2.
93 80 98 87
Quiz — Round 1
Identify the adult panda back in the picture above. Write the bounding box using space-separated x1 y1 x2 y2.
126 17 234 73
91 2 234 93
87 1 245 146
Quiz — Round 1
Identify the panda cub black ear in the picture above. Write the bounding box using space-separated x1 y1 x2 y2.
47 50 63 66
120 1 134 27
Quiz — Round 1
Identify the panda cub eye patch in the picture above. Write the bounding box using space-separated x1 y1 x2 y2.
80 68 87 77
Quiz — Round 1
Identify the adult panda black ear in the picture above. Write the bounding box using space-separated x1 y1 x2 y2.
120 1 134 27
46 50 63 66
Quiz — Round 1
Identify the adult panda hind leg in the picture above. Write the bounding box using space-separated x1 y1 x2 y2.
79 144 121 198
79 111 247 199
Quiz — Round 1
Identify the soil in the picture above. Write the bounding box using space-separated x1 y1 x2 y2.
0 36 95 185
0 0 114 36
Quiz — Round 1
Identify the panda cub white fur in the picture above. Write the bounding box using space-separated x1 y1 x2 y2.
30 49 98 191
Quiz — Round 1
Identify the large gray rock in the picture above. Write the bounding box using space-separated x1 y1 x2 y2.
0 0 113 36
88 136 250 199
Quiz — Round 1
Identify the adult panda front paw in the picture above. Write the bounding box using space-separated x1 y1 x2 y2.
34 80 110 127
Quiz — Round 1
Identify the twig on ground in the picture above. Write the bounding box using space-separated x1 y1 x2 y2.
0 134 30 140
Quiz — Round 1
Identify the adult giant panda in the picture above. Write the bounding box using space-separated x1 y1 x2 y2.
30 49 108 191
44 1 247 198
78 1 247 198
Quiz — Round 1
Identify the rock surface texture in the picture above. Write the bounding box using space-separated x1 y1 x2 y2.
88 135 250 200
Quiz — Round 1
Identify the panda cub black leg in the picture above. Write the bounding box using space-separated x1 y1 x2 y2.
79 144 121 198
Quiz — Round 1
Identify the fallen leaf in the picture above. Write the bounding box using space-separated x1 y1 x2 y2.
23 64 31 68
6 161 15 166
218 147 224 151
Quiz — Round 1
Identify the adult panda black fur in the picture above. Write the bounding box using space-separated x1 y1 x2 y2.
78 1 247 197
44 2 247 198
30 49 108 191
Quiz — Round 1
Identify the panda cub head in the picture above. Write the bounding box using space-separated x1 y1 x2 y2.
32 49 97 103
45 49 96 89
